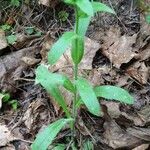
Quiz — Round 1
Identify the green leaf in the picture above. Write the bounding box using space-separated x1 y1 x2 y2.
35 65 74 118
64 0 94 16
92 2 115 14
10 0 20 7
36 65 75 93
94 85 134 104
48 32 77 65
1 24 11 31
6 35 17 44
25 27 35 35
49 86 71 118
31 118 73 150
0 93 10 102
71 36 84 64
64 0 75 5
76 78 101 116
146 14 150 24
76 0 94 16
8 100 18 110
77 9 91 37
52 144 65 150
83 139 94 150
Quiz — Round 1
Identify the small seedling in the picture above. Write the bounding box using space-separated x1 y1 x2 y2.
58 10 69 22
6 34 17 45
32 0 134 149
0 93 18 110
1 24 11 31
137 0 150 24
10 0 20 7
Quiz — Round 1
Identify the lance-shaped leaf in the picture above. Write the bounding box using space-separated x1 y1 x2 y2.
36 65 75 93
76 0 94 16
64 0 94 16
71 36 84 64
64 0 75 5
76 78 101 116
49 86 71 118
78 10 91 37
31 118 73 150
94 85 134 104
48 32 77 65
92 2 115 14
35 65 74 118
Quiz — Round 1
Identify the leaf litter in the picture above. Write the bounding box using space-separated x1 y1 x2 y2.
0 0 150 149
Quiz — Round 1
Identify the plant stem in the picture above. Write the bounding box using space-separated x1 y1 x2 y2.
71 6 79 140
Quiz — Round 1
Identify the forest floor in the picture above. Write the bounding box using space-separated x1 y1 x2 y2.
0 0 150 149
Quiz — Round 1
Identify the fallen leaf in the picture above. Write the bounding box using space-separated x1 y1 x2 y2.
103 120 142 149
127 127 150 141
137 105 150 126
0 29 8 53
101 101 121 118
0 144 16 150
22 99 47 130
101 28 138 68
38 0 60 8
132 144 149 150
0 125 16 147
126 62 149 84
21 56 41 66
140 47 150 61
0 46 40 92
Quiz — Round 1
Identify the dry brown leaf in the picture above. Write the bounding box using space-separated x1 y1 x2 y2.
126 62 149 84
121 111 145 126
132 144 149 150
140 47 150 61
0 144 16 150
0 29 8 52
0 125 16 147
88 69 104 86
101 101 121 118
38 0 60 8
21 56 41 66
137 105 150 126
103 120 142 149
102 28 138 68
127 127 150 141
22 99 46 130
0 46 40 92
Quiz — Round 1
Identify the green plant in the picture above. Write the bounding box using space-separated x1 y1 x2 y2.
58 10 69 22
10 0 20 7
137 0 150 24
0 93 18 110
6 34 17 44
32 0 134 149
0 24 11 31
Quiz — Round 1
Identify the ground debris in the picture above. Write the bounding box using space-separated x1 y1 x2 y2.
103 119 143 149
101 28 139 69
0 29 8 53
0 125 17 147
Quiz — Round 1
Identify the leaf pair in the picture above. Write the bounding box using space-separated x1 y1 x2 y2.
48 1 115 66
75 79 134 116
